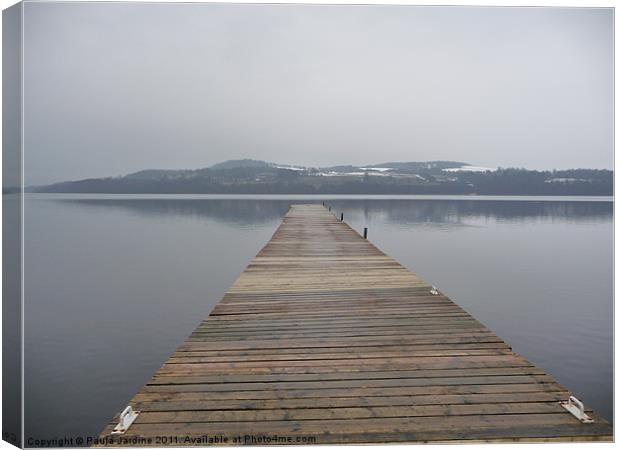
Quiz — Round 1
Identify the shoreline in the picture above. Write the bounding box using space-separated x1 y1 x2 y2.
16 193 614 202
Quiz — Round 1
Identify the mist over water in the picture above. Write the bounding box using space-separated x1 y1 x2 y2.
22 195 612 442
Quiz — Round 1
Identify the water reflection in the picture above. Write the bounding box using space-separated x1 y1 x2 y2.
49 197 612 226
330 199 612 225
53 198 292 225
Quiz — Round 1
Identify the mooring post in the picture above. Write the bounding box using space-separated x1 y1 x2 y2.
340 213 344 221
329 206 331 212
363 227 368 239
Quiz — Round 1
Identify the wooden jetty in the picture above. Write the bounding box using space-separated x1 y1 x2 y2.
99 204 612 444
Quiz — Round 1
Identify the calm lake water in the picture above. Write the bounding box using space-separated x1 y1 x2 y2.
22 194 613 442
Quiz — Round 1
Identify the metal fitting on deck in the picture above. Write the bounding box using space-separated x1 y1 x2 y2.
559 396 594 423
111 406 140 435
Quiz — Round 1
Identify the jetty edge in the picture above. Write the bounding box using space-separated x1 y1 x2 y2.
97 204 612 445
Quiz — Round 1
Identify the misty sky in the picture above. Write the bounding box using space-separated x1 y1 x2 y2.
23 3 613 185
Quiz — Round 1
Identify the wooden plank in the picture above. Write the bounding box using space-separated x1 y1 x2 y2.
97 204 612 444
132 383 572 402
132 391 572 412
147 366 546 382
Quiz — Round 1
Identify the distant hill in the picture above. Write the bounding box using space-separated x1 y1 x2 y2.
29 159 613 196
124 169 192 181
369 161 468 171
210 159 275 170
321 161 468 173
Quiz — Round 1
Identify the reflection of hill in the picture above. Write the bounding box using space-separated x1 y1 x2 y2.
46 197 613 226
53 199 293 226
328 200 613 225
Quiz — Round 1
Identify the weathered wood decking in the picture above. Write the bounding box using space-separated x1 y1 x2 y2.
99 204 612 444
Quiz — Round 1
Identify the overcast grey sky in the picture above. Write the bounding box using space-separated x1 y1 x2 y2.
23 3 613 185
